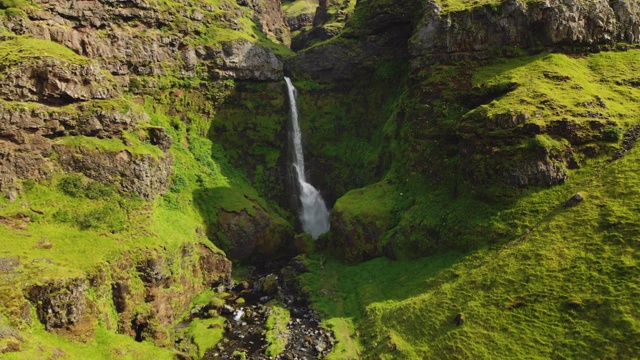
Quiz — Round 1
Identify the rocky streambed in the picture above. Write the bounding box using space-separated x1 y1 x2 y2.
176 258 334 359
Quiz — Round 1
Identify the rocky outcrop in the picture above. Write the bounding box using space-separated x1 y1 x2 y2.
0 101 144 138
21 243 231 344
25 278 89 331
0 101 151 196
0 58 118 104
3 0 285 81
286 13 315 31
216 208 295 262
206 40 284 81
287 0 421 80
110 244 231 343
410 0 640 63
239 0 291 46
54 145 172 199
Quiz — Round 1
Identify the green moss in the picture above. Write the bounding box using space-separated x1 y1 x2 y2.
264 304 290 357
55 134 164 159
0 37 91 68
282 0 318 17
185 317 225 359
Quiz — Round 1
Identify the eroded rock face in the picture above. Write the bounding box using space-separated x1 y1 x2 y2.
54 145 172 199
240 0 291 46
216 209 295 262
21 244 231 345
207 39 283 81
0 101 144 138
287 0 420 81
0 59 119 104
410 0 640 63
25 278 89 330
0 102 151 196
5 0 285 80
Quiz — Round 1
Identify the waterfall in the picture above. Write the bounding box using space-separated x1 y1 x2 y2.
285 77 330 239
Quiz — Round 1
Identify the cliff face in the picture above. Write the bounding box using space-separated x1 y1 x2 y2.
285 0 640 264
1 0 287 80
411 0 640 63
0 0 294 357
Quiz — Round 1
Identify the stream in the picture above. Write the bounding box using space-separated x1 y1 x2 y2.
188 258 334 359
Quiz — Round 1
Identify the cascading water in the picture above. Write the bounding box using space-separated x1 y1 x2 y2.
285 77 330 239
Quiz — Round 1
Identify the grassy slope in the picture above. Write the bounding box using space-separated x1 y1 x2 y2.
302 50 640 358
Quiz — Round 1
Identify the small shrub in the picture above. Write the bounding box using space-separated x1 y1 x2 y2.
602 126 622 142
129 78 142 92
22 179 35 192
52 210 74 223
4 7 25 17
58 175 84 197
78 204 125 232
169 173 188 193
84 182 114 200
0 0 26 9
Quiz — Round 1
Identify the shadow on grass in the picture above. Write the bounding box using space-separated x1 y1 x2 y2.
300 251 468 319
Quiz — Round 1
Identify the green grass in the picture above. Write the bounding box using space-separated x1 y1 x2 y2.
0 37 91 67
1 325 177 359
303 146 640 358
264 303 291 357
184 317 225 359
282 0 318 17
472 52 640 127
54 133 164 159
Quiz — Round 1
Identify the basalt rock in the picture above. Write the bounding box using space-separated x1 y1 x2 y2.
239 0 291 46
0 101 145 139
6 0 285 81
410 0 640 64
0 58 118 104
287 0 420 81
25 278 89 331
206 39 283 81
53 144 172 199
215 208 295 262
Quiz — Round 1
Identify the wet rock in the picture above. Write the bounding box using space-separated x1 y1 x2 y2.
255 274 279 295
565 193 584 207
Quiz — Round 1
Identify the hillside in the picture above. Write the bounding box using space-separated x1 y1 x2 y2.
0 0 639 359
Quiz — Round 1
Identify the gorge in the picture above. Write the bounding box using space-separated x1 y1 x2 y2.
0 0 639 359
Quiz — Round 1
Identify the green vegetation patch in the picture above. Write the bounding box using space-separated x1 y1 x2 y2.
264 303 291 357
282 0 318 17
0 37 91 68
184 317 225 359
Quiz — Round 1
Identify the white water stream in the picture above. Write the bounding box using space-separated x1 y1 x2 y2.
285 77 330 239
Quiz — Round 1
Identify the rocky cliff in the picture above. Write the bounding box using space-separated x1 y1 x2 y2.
0 0 295 358
411 0 640 64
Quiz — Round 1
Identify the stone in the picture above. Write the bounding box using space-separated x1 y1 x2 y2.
565 193 584 207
